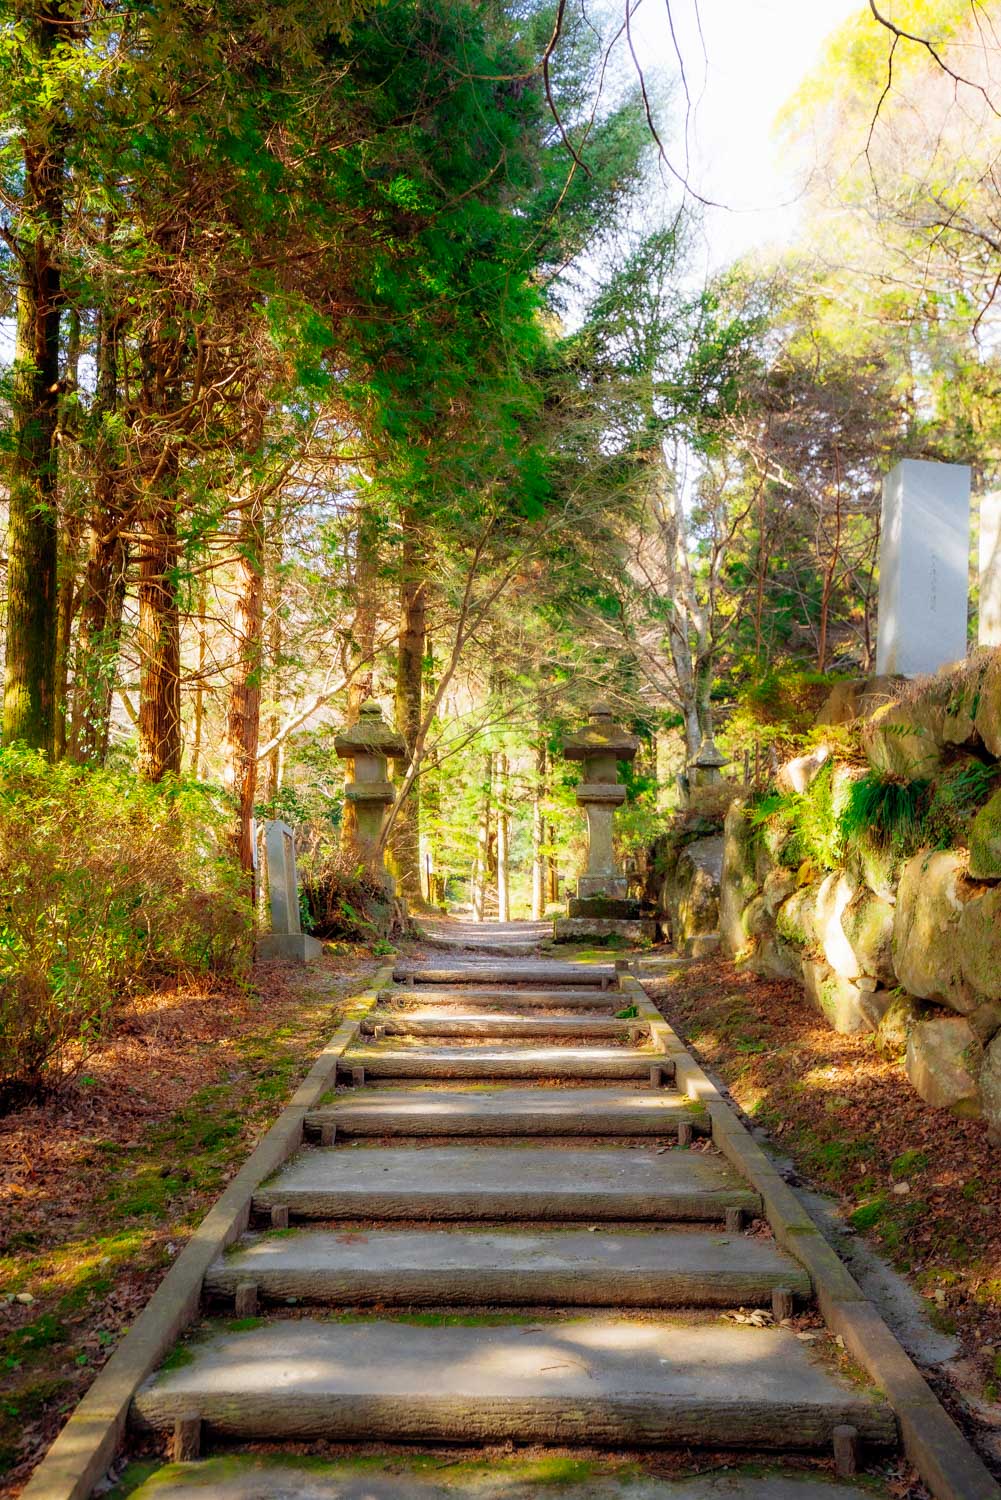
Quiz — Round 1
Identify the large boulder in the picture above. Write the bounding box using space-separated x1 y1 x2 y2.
892 851 979 1013
665 835 722 955
762 866 797 915
748 933 804 983
905 1015 983 1117
721 800 759 957
816 675 903 726
862 697 947 779
875 993 936 1059
981 1032 1001 1144
754 816 798 880
650 833 683 901
845 838 900 904
956 884 1001 1001
973 650 1001 758
742 893 771 938
802 958 892 1034
841 888 896 985
969 788 1001 881
814 871 859 980
776 744 831 795
775 881 823 949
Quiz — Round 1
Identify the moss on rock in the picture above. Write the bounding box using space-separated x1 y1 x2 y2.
892 851 978 1014
969 787 1001 880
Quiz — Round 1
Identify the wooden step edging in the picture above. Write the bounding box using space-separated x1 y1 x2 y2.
18 963 394 1500
619 975 1001 1500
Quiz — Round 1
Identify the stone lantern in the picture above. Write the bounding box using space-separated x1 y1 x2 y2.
334 700 406 890
688 735 729 789
562 702 639 909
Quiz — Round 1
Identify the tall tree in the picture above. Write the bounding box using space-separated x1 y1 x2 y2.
2 0 67 751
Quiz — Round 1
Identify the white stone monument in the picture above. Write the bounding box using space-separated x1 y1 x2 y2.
979 491 1001 648
259 819 322 962
875 458 971 677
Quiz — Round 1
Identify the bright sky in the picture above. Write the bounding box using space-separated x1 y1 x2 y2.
630 0 863 268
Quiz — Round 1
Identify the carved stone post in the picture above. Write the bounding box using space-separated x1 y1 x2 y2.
334 700 407 892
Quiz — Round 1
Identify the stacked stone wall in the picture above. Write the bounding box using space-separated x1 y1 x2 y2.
719 652 1001 1141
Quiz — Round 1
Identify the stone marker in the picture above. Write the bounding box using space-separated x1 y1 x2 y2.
334 700 407 892
258 819 322 963
979 490 1001 648
875 458 971 677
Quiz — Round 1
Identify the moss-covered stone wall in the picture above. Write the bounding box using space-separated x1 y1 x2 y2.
720 651 1001 1143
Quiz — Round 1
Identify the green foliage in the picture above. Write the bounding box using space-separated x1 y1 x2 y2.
740 669 849 735
747 761 842 872
923 759 1001 851
839 773 930 854
723 671 860 769
0 747 250 1102
839 760 999 859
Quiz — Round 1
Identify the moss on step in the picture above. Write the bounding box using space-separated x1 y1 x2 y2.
110 1452 895 1498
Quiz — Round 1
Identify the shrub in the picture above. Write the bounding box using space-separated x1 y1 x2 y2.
0 748 251 1103
297 831 397 940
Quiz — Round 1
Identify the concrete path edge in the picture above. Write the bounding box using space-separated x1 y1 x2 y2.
18 963 393 1500
620 974 1001 1500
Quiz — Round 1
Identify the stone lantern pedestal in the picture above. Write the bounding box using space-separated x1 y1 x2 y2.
553 703 656 944
688 736 729 791
334 701 407 897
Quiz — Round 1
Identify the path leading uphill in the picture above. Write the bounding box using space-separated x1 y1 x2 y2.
24 927 1001 1500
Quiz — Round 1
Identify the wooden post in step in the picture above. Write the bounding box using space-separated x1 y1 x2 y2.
234 1283 258 1318
172 1413 201 1462
833 1425 860 1477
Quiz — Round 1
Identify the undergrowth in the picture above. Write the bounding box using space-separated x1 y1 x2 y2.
297 834 397 941
0 748 250 1104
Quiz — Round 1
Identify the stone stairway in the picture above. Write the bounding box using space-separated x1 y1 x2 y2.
117 949 917 1500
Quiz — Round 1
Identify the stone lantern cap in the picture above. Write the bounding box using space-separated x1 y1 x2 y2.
334 700 406 760
688 736 729 771
562 703 639 763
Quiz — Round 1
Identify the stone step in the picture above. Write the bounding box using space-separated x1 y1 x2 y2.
362 1012 648 1040
394 963 618 988
421 939 542 958
340 1045 660 1081
253 1144 754 1221
381 987 622 1010
308 1086 699 1139
205 1225 811 1308
132 1316 896 1451
119 1454 893 1500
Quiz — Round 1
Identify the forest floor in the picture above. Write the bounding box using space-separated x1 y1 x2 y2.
644 955 1001 1470
0 945 380 1498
